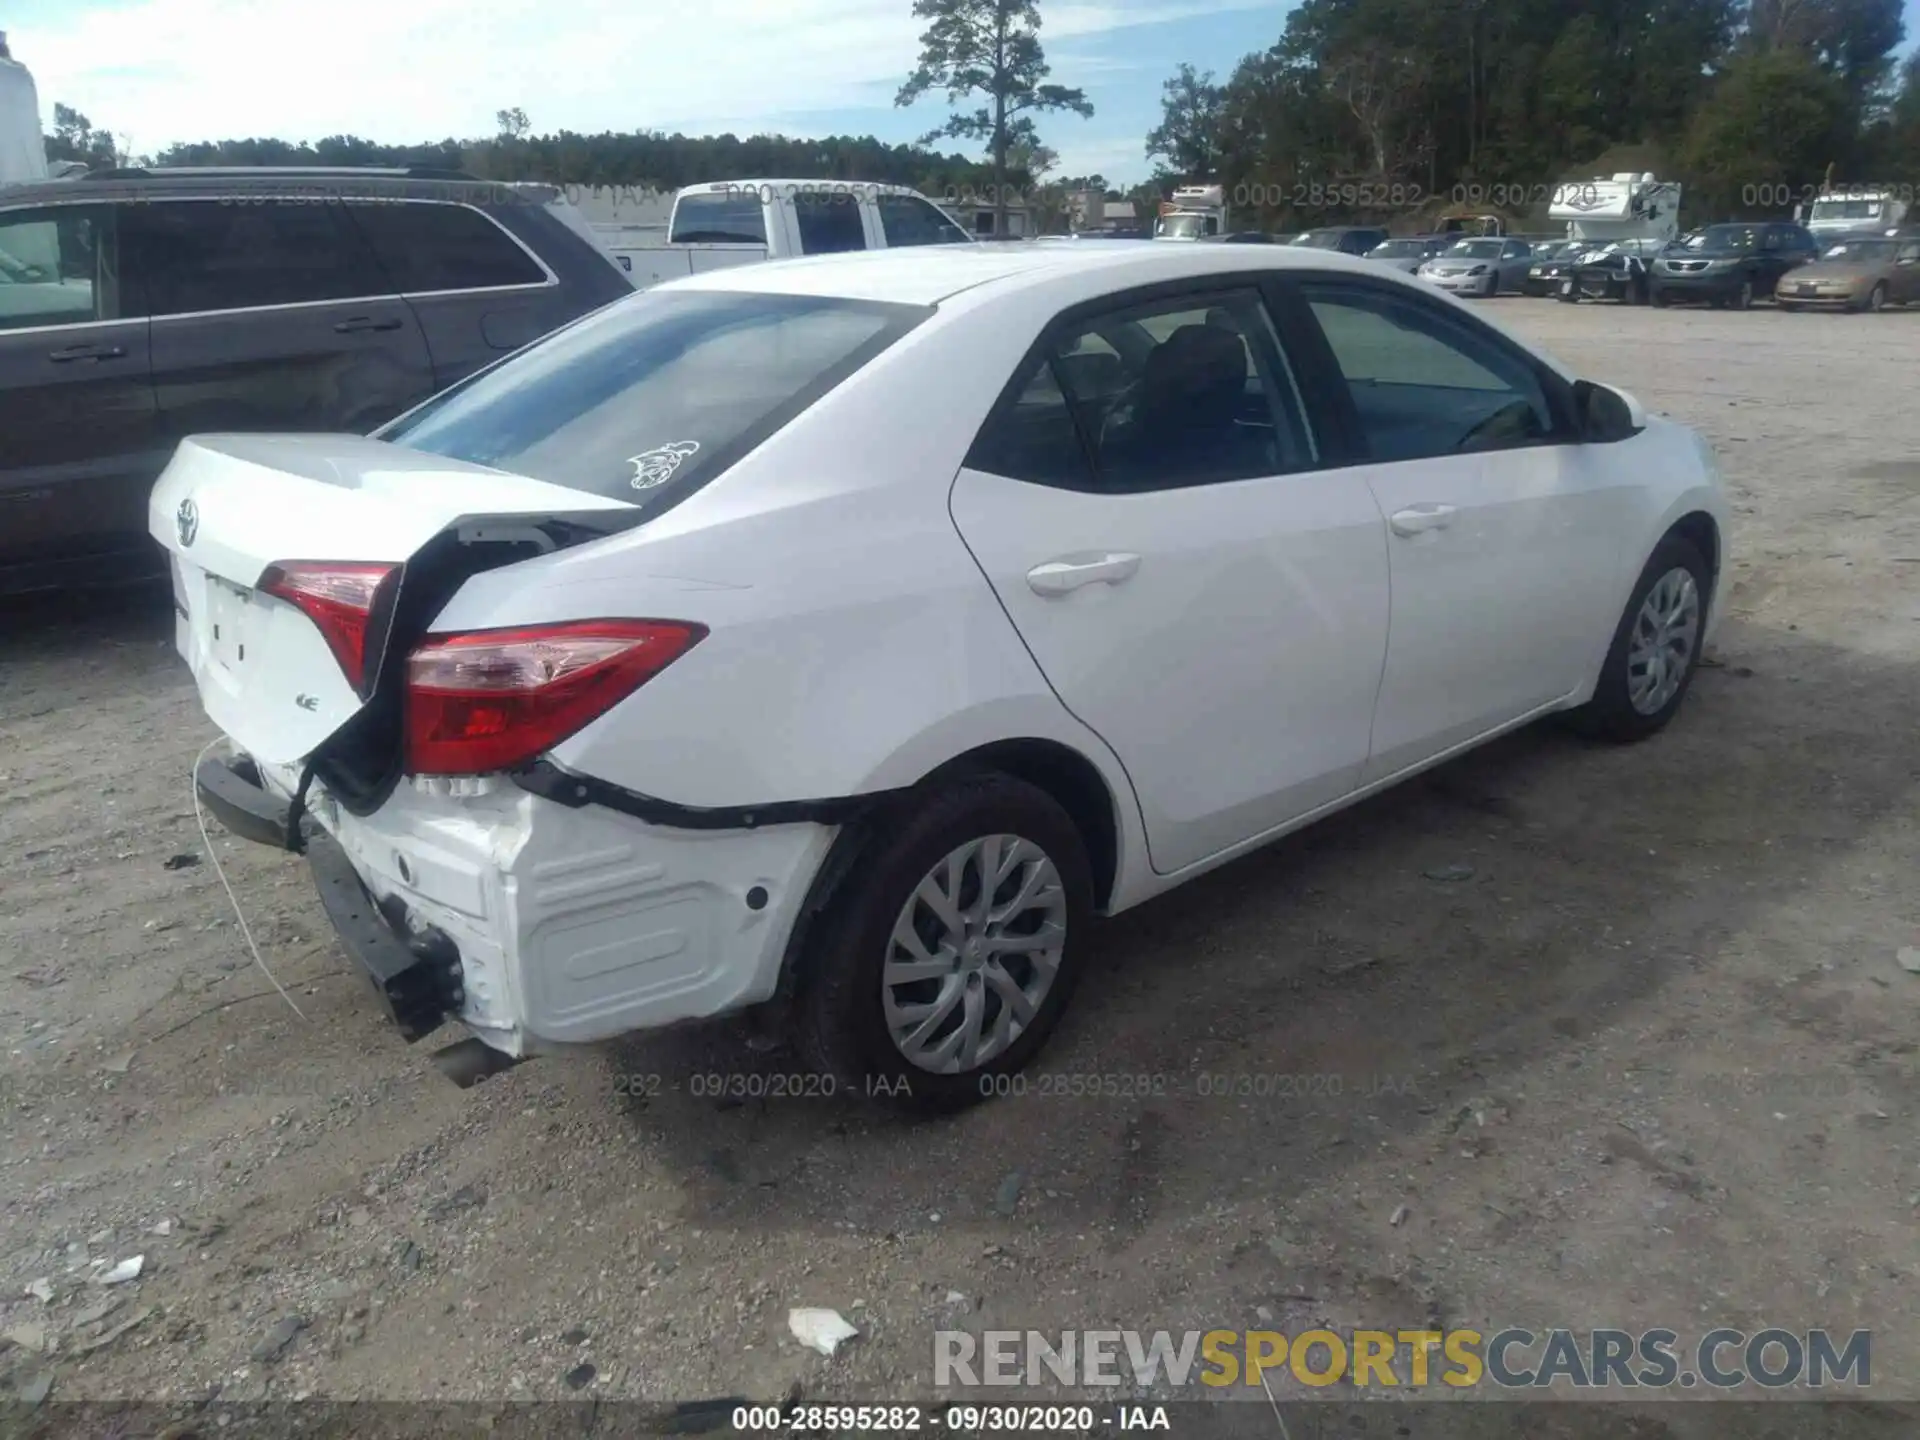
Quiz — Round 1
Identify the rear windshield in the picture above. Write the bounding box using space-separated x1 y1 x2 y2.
378 290 929 504
669 193 768 245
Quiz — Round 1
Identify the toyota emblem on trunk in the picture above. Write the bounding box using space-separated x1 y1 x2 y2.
176 497 199 547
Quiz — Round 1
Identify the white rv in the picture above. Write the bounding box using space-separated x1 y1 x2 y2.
0 33 49 190
1549 173 1683 251
1154 184 1229 240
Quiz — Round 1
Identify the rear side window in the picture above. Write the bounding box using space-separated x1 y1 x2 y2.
669 193 767 245
968 289 1317 492
346 202 546 292
793 193 868 254
121 199 388 316
0 204 121 329
379 290 928 503
876 193 971 247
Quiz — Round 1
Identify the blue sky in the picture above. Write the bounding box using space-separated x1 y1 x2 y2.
6 0 1918 185
3 0 1285 183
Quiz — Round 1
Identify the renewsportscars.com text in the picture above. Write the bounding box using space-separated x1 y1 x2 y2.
934 1327 1871 1390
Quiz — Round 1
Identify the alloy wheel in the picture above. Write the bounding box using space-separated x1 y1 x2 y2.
1626 567 1701 716
881 834 1068 1074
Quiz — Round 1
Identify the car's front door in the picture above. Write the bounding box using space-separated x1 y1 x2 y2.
950 283 1391 875
1274 273 1638 782
0 202 162 585
1894 240 1920 301
119 196 437 440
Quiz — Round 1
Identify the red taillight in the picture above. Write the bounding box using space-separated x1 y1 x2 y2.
404 620 706 776
260 562 399 693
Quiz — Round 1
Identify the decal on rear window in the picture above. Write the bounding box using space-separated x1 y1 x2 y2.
628 441 700 491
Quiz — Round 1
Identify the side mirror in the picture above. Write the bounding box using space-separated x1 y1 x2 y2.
1574 380 1645 442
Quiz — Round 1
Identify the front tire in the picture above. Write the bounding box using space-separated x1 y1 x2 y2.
1563 535 1711 743
1732 278 1754 310
1866 282 1888 313
795 772 1094 1110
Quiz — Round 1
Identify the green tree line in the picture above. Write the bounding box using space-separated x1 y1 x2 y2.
43 0 1920 231
1151 0 1920 228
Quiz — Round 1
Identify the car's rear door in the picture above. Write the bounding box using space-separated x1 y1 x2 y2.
949 281 1391 875
1271 272 1636 781
0 200 162 586
121 195 437 439
342 197 572 386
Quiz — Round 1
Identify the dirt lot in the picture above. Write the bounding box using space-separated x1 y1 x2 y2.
2 300 1918 1422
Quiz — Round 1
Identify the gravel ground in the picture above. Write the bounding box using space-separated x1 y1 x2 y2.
2 299 1918 1419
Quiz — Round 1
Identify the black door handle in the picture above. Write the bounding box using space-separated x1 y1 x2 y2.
334 316 404 334
49 343 128 363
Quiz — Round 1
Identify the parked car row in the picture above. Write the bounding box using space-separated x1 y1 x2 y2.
1350 221 1920 313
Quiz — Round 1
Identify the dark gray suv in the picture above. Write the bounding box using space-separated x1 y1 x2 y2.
0 166 634 594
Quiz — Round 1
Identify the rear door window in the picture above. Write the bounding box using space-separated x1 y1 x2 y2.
669 192 767 245
120 199 390 316
379 290 928 505
876 192 972 247
345 201 547 292
793 193 869 254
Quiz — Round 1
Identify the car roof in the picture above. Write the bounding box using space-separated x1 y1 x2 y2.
664 239 1393 306
675 179 932 198
0 168 522 208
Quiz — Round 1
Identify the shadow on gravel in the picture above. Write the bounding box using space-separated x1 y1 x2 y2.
603 616 1920 1240
0 580 173 669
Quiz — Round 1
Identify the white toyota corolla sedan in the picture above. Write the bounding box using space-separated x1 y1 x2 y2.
154 240 1728 1108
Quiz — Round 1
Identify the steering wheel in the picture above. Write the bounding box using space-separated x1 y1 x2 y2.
1455 399 1541 451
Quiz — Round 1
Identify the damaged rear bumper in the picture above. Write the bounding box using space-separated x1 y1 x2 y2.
189 748 839 1063
195 750 465 1045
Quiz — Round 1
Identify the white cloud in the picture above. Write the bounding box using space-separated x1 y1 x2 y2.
18 0 1264 157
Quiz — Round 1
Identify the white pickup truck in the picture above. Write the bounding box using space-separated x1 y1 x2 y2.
606 179 977 286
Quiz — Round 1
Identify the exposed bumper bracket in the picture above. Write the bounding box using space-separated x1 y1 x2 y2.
195 752 307 852
307 833 459 1043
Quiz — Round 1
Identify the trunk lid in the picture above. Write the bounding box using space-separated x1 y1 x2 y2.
150 433 636 766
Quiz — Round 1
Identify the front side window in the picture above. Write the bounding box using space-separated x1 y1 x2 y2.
380 290 927 504
346 202 546 292
792 193 868 254
876 193 971 247
1300 280 1558 462
968 288 1316 492
120 199 389 316
0 204 118 330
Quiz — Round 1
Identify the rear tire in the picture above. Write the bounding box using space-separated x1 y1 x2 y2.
795 772 1094 1111
1563 534 1711 743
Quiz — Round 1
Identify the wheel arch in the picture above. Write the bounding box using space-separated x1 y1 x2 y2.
767 735 1130 1019
1665 509 1721 604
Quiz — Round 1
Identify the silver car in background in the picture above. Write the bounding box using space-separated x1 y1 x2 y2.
1417 236 1535 296
1366 235 1452 273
